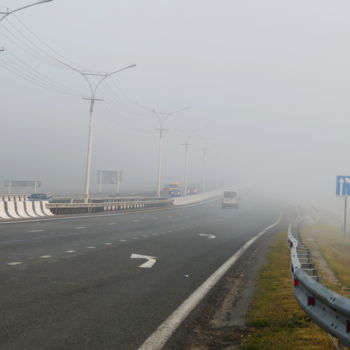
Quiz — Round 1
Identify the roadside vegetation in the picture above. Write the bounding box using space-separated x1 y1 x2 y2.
301 224 350 292
240 231 332 350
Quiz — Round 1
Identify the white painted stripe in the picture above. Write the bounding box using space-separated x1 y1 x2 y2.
7 261 22 266
119 239 126 242
65 250 76 253
27 229 43 233
75 227 86 230
104 242 112 245
86 246 96 249
108 223 116 226
137 214 281 350
40 255 52 259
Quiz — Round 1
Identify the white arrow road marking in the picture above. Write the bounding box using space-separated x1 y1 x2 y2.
199 233 216 239
130 253 157 268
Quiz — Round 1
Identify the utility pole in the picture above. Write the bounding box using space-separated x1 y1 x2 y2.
182 141 191 196
142 106 190 198
201 146 207 193
59 62 136 203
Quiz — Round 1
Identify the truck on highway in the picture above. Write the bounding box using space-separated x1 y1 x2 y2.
222 189 239 209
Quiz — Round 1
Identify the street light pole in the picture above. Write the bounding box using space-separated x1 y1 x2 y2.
201 146 207 193
60 62 136 202
0 0 53 51
0 0 53 23
182 141 191 196
148 107 190 198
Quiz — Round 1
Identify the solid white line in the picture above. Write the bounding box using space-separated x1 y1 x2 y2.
137 214 281 350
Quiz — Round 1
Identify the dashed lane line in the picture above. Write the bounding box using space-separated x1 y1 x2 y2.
75 227 86 230
27 229 43 233
39 255 52 259
7 262 22 266
65 250 76 253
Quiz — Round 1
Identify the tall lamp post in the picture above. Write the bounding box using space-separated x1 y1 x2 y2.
148 107 189 198
60 62 136 202
0 1 53 23
1 1 53 50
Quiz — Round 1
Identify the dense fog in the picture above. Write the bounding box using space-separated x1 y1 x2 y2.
1 0 348 213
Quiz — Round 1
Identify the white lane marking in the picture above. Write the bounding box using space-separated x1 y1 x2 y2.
152 233 157 236
40 255 52 259
199 233 216 239
87 246 96 249
137 214 281 350
27 229 43 233
133 219 140 223
7 261 22 266
120 239 126 242
104 243 112 245
130 253 157 268
108 223 116 226
75 227 86 230
65 250 76 253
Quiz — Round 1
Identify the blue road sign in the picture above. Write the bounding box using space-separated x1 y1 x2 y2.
336 176 350 196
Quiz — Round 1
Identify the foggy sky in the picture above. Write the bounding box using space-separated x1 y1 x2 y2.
1 0 349 211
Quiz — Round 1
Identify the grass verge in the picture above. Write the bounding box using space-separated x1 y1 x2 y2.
240 231 332 350
302 224 350 291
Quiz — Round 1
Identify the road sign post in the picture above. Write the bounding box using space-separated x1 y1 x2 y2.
336 175 350 240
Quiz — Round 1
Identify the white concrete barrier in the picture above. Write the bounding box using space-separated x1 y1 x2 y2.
0 201 10 220
15 201 31 218
33 201 46 217
25 201 38 218
41 201 54 216
6 201 21 219
173 190 223 206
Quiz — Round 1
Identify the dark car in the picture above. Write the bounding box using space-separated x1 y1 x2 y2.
28 193 51 201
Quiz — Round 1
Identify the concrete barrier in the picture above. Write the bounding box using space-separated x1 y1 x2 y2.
25 201 38 218
173 190 222 206
6 201 21 219
41 201 54 216
0 201 10 220
15 201 31 219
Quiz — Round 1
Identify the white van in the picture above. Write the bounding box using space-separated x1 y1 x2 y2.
222 190 239 209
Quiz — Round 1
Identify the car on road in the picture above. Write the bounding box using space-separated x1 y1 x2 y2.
222 190 239 209
27 193 51 201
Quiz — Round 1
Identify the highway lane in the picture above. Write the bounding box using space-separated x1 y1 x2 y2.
0 197 279 350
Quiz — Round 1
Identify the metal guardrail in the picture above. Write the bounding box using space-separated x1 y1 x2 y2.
47 198 173 215
289 224 350 348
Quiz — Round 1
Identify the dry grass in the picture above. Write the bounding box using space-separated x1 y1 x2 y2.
302 224 350 291
240 231 332 350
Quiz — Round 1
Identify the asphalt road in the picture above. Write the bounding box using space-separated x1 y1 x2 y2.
0 196 279 350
